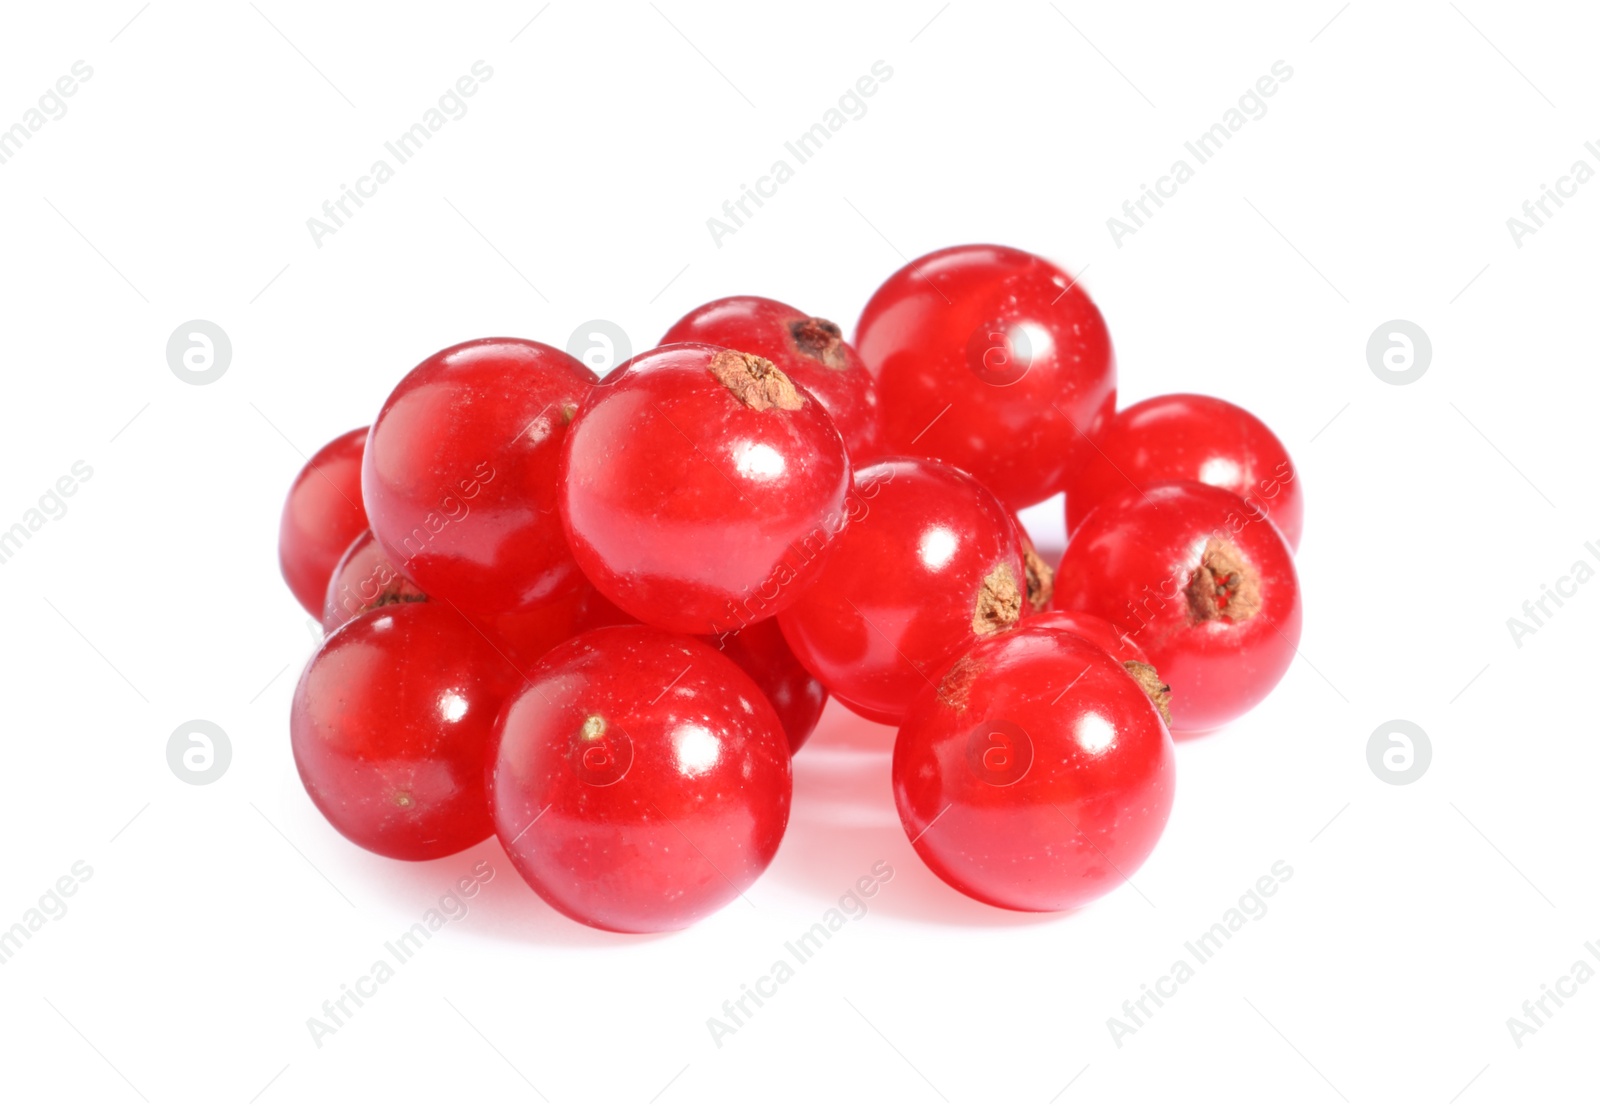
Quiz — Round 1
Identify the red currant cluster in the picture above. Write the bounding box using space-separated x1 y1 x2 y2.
278 243 1304 932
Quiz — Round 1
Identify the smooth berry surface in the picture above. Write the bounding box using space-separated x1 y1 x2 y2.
322 529 427 632
490 625 793 933
291 602 520 860
893 624 1175 912
559 342 851 635
279 427 369 616
1065 393 1303 549
778 458 1027 726
710 617 827 753
363 338 597 617
854 244 1116 510
1026 609 1152 667
1054 481 1301 732
661 295 884 459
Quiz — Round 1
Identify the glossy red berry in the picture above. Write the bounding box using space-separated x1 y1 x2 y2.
559 343 852 635
1066 393 1303 549
490 625 792 933
1054 481 1301 733
279 427 369 616
1026 609 1150 666
854 244 1116 510
1026 609 1171 725
893 624 1175 912
291 602 520 860
778 458 1027 726
710 618 827 753
322 529 427 632
661 296 884 459
363 338 597 617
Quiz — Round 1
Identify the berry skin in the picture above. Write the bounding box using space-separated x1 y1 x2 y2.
1026 609 1151 666
322 529 427 632
363 338 597 617
1026 609 1171 725
490 625 793 933
661 296 884 459
854 244 1116 510
710 618 827 753
559 343 852 635
1066 393 1303 550
893 624 1175 912
778 458 1027 726
291 602 521 860
1054 481 1301 733
279 428 369 616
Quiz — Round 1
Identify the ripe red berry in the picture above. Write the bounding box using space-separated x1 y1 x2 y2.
279 427 369 616
710 618 827 753
363 338 597 617
559 343 852 635
778 458 1027 726
854 244 1116 509
1026 609 1171 724
1054 481 1301 732
893 624 1175 912
490 625 792 933
291 602 520 860
322 529 427 632
661 296 884 459
1066 393 1303 549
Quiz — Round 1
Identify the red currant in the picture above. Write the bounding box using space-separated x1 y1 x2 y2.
661 296 884 459
778 458 1026 726
279 427 368 616
1025 609 1170 724
854 244 1116 509
322 529 427 632
710 618 827 753
893 623 1175 912
363 338 597 617
291 602 520 860
490 625 792 933
1066 393 1303 549
1054 481 1301 732
559 343 852 635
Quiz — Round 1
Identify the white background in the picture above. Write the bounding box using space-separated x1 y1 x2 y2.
0 2 1594 1103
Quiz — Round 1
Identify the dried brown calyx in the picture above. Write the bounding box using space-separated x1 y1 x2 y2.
789 316 848 369
1122 660 1172 726
1186 538 1262 623
356 577 429 618
972 563 1023 635
936 653 984 712
708 349 804 411
1022 547 1054 612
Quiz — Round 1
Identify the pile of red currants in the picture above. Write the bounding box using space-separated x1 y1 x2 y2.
278 244 1303 933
